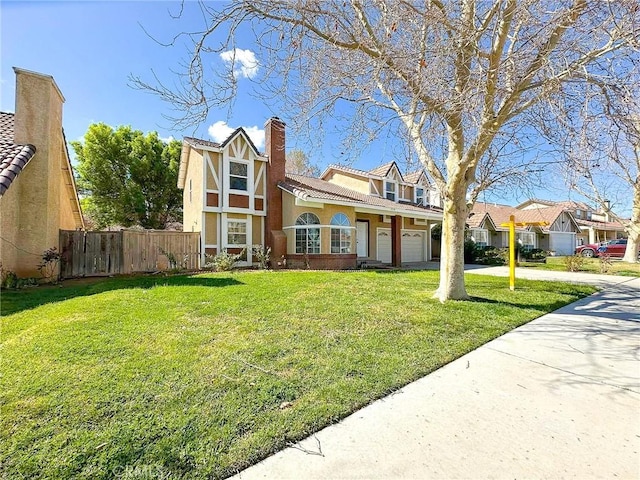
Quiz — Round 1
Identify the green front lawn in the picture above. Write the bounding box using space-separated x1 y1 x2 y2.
1 271 595 479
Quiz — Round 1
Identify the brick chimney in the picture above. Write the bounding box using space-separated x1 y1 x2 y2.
264 117 287 267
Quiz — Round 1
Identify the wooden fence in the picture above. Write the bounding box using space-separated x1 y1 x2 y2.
59 230 200 278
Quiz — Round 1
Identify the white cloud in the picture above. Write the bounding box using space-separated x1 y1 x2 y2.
159 135 175 143
220 48 259 79
208 120 265 150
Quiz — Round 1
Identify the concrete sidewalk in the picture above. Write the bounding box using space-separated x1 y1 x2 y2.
233 273 640 479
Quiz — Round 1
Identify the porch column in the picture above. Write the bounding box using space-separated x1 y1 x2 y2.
391 215 402 267
589 227 595 244
426 220 432 261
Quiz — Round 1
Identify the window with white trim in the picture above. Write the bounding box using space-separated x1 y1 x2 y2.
330 213 352 254
470 229 488 248
227 220 247 245
229 161 248 191
415 187 426 206
295 213 321 254
516 232 535 251
385 181 396 201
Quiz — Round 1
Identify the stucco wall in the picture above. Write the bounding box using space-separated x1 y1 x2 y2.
0 187 21 275
282 193 357 255
183 148 204 233
326 171 369 195
3 69 67 278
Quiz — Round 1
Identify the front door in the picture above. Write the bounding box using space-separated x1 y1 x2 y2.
356 221 368 258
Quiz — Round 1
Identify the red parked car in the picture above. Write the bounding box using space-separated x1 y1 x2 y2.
597 239 639 258
575 242 601 257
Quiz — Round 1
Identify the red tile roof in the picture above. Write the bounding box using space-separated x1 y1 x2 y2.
368 161 396 177
0 112 36 196
470 202 578 233
280 174 443 218
404 170 426 184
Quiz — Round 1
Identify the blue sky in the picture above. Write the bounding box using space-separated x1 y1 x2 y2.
1 1 275 148
1 1 630 215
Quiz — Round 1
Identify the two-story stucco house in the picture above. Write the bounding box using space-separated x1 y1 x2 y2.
178 118 444 269
0 68 84 279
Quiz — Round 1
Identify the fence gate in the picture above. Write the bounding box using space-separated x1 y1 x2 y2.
59 231 123 278
60 230 201 279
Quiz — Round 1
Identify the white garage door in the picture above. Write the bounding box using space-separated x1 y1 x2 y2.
402 231 425 262
377 229 392 263
550 233 576 256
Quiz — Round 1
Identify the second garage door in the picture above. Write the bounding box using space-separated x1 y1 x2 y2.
402 231 425 262
377 229 425 263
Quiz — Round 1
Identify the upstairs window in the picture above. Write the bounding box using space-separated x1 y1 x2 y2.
385 181 396 201
415 187 426 206
230 161 248 191
295 213 321 254
330 213 352 254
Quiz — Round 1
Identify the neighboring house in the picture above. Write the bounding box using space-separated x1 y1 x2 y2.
178 118 444 269
469 202 581 255
0 68 84 278
517 199 626 245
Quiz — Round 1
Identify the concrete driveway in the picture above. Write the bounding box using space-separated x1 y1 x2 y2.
233 270 640 480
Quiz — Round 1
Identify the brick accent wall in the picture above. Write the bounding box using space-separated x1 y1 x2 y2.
285 254 357 270
206 192 218 207
265 117 287 267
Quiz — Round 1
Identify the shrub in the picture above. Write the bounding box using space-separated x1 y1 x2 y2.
159 248 190 272
521 248 547 261
599 255 612 274
464 239 480 264
204 249 245 272
252 245 271 270
564 254 585 272
37 247 61 283
475 246 508 265
1 269 18 289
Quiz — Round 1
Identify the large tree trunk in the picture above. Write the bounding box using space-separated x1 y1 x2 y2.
434 195 470 302
622 190 640 263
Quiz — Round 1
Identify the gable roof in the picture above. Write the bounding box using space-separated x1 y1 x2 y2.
219 127 262 156
320 164 376 181
0 112 36 196
471 202 580 233
368 161 396 177
280 174 442 219
517 198 592 212
404 170 429 185
183 136 221 150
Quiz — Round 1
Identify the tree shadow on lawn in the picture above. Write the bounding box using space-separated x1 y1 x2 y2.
465 295 581 314
0 274 243 316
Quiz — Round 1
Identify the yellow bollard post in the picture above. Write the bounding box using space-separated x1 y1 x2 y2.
509 214 515 291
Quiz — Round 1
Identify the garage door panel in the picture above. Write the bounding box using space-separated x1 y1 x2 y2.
402 231 425 262
550 233 576 256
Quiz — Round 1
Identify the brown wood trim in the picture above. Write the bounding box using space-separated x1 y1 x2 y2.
206 192 219 207
229 194 250 208
254 198 264 211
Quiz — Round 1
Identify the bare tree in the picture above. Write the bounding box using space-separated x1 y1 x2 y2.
286 149 321 177
133 0 639 300
544 66 639 263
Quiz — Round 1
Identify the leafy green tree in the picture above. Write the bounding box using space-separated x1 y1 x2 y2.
72 123 182 230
